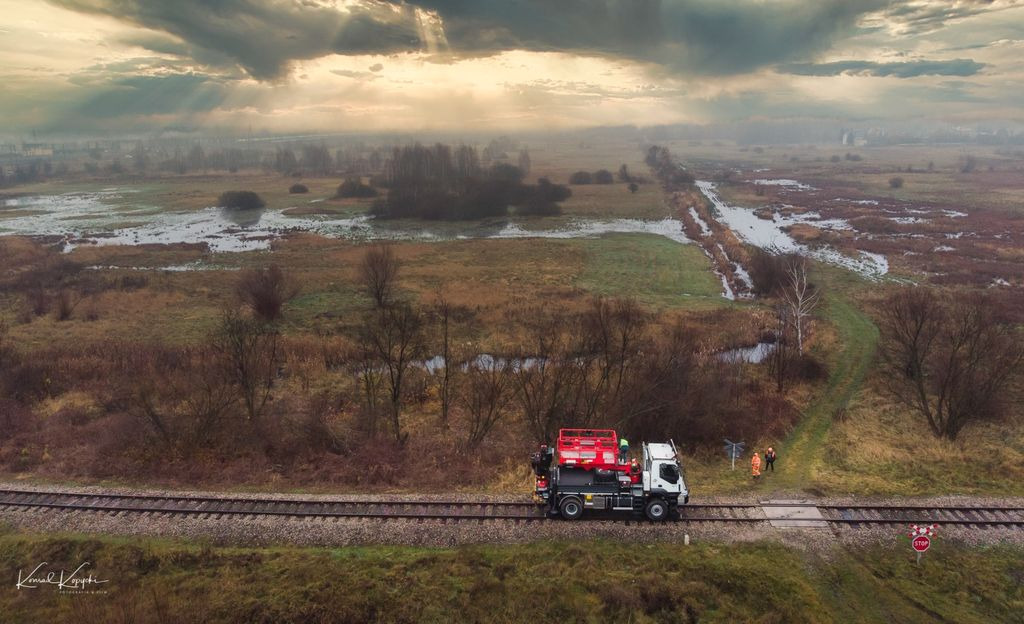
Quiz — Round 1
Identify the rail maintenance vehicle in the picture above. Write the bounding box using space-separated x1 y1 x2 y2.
531 428 689 521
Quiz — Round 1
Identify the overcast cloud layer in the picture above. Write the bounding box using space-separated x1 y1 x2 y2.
0 0 1021 133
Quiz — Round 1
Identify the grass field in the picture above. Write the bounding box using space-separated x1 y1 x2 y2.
558 182 669 219
575 233 726 308
1 532 1021 623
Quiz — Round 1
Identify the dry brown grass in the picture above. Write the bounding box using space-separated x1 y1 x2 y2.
819 385 1024 495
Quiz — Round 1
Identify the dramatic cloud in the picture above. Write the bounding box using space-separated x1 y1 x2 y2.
1 0 1021 133
415 0 888 75
781 58 986 78
869 0 1018 36
48 0 427 79
48 0 890 79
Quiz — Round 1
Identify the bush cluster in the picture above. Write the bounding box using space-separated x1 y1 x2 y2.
217 190 265 210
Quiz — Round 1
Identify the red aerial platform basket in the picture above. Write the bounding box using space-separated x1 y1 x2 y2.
556 428 623 470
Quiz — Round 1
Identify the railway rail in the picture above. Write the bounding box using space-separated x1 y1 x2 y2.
1 489 1022 528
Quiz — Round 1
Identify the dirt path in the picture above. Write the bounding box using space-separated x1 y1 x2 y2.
770 295 878 491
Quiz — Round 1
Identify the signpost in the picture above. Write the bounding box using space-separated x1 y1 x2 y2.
723 439 745 471
908 524 937 565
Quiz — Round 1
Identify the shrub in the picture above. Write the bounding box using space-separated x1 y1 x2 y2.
289 183 309 194
55 289 77 321
236 265 299 321
516 178 570 216
628 183 639 194
593 169 614 184
747 249 797 296
569 171 593 185
336 178 378 198
119 275 149 291
792 354 828 382
888 176 904 189
217 190 265 210
849 216 900 234
0 398 33 440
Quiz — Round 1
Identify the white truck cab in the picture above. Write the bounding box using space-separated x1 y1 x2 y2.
642 441 689 505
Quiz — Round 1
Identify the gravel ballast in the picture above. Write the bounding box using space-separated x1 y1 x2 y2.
1 481 1022 549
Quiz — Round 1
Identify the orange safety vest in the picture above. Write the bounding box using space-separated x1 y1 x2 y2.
751 454 762 476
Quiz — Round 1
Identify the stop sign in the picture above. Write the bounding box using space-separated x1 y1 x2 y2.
912 535 931 552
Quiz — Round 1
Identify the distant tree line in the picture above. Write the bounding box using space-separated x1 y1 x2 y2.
370 144 571 220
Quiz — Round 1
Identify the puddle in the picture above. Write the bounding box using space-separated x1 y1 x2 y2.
717 341 776 364
833 199 880 206
0 191 693 252
85 261 239 272
689 207 712 237
753 178 817 191
696 181 889 279
486 218 691 244
417 354 545 374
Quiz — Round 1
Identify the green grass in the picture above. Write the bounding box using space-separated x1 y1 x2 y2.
575 233 726 308
772 293 879 491
1 532 1021 623
282 287 367 330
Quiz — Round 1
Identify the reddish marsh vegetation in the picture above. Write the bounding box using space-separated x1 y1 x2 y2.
0 238 813 489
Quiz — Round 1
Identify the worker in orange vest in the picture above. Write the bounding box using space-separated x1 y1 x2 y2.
751 452 762 479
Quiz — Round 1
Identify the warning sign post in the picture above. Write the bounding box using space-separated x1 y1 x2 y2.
908 524 937 565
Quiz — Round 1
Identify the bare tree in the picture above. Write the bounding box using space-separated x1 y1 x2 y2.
508 307 581 443
212 310 281 427
235 264 299 321
362 302 425 443
573 298 650 425
461 357 513 449
432 293 455 428
781 257 820 354
360 244 401 308
767 306 796 393
0 318 8 373
350 342 385 438
131 345 236 451
880 289 1024 440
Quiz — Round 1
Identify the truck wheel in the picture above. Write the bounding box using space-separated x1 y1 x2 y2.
645 499 668 522
559 496 584 520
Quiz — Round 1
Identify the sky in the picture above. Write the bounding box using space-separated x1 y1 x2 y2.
1 0 1022 135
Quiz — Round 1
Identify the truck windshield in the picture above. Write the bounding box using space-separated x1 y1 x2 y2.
659 464 680 484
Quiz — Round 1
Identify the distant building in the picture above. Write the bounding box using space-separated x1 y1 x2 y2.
21 143 54 157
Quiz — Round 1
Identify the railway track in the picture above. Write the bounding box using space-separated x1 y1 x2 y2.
1 489 1022 528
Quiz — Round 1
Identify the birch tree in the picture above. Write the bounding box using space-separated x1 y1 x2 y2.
781 258 820 355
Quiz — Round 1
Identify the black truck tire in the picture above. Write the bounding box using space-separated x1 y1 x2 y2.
645 498 668 521
559 496 584 520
